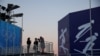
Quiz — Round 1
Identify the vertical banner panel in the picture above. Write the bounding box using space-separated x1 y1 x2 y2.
58 15 70 56
0 20 22 54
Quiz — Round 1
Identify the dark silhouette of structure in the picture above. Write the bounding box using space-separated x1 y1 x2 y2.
0 4 23 23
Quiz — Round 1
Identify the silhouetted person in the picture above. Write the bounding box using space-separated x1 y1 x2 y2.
40 36 45 53
27 37 31 53
38 38 41 53
33 38 38 53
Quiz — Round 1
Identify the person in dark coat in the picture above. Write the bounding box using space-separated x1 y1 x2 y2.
33 38 38 53
27 37 31 53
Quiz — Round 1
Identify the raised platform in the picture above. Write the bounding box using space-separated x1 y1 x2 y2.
1 53 54 56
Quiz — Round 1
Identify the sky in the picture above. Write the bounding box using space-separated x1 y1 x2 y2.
0 0 100 55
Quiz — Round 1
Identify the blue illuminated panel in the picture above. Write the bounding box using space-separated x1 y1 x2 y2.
0 20 22 54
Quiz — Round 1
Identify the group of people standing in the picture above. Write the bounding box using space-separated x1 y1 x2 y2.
26 36 45 53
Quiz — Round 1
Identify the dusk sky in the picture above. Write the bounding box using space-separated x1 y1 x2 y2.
1 0 100 55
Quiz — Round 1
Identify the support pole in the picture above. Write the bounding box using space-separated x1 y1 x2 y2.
89 0 93 56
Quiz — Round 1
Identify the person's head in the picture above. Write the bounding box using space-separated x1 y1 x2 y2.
35 38 37 41
40 36 44 41
40 36 43 39
28 37 30 40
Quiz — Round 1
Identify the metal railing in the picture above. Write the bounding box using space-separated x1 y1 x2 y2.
22 41 54 53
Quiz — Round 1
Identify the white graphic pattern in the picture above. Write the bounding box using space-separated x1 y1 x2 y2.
59 28 68 54
74 20 99 55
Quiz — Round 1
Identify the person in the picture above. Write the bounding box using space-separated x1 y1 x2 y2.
40 36 45 53
33 38 38 53
27 37 31 53
38 38 41 53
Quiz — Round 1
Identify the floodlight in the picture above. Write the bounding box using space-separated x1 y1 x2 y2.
9 21 17 23
11 5 20 10
11 13 23 17
6 4 20 12
0 5 6 10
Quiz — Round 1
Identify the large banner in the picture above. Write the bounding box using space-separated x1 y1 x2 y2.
58 7 100 56
0 20 22 54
